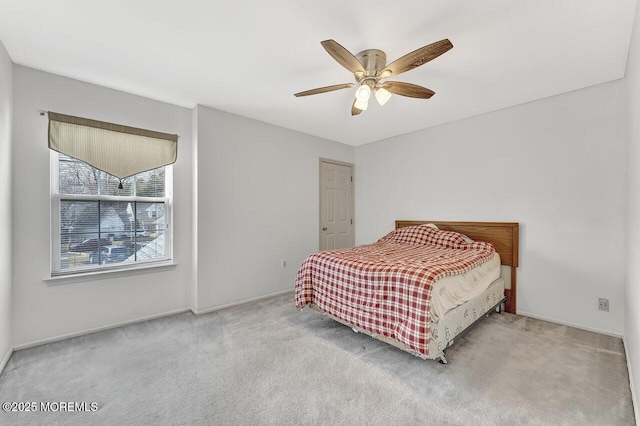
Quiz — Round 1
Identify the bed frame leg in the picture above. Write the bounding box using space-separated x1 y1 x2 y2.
438 349 448 364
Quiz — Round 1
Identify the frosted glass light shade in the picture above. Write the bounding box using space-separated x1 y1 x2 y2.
354 97 369 111
375 88 392 105
355 84 371 101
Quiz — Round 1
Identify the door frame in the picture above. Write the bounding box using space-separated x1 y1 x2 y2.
319 158 355 251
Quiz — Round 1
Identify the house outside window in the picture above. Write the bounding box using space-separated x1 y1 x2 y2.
51 153 172 275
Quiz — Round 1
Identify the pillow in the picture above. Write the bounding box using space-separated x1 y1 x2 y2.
379 224 470 249
459 233 474 243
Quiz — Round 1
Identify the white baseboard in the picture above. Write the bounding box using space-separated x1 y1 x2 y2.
192 289 294 315
517 310 623 338
13 307 191 351
0 346 12 376
623 338 640 425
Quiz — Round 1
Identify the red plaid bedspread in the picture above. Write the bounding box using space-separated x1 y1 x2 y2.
295 225 495 357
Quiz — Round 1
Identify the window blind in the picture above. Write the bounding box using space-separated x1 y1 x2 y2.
48 112 178 180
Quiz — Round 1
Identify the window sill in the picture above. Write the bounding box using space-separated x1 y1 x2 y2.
44 261 178 286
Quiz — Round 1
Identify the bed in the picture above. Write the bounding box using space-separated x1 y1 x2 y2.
295 220 519 363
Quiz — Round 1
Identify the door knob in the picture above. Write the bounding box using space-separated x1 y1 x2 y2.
322 227 327 231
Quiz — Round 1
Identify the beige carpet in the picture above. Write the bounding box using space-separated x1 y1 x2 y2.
0 292 634 425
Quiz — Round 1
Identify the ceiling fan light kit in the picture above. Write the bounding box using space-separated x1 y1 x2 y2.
294 38 453 116
374 87 392 106
353 97 369 111
355 84 371 101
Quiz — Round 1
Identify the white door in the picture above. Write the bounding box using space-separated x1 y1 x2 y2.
319 160 354 251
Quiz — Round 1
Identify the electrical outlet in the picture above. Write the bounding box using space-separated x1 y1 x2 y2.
598 298 609 312
282 260 286 268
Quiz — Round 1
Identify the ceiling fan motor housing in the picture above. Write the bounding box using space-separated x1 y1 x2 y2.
356 49 387 79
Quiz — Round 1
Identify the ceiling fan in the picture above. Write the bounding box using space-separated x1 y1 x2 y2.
294 38 453 116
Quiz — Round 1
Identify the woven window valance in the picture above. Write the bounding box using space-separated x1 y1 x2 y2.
48 112 178 180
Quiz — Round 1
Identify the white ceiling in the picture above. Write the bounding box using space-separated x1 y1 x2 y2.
0 0 637 146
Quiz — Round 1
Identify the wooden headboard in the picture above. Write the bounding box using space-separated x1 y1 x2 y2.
395 220 519 314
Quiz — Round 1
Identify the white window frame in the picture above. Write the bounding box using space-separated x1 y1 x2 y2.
50 151 173 276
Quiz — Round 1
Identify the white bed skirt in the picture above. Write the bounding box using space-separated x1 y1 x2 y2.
429 277 505 359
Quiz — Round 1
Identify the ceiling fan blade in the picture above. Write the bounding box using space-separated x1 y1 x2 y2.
383 81 435 99
380 39 453 78
321 40 366 77
294 83 355 97
351 99 363 116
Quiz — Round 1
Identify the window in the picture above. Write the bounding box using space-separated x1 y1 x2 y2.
51 153 172 275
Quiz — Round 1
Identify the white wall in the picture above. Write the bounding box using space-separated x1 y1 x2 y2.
625 0 640 419
0 41 13 368
193 106 354 312
12 66 193 347
9 67 354 345
355 81 627 336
